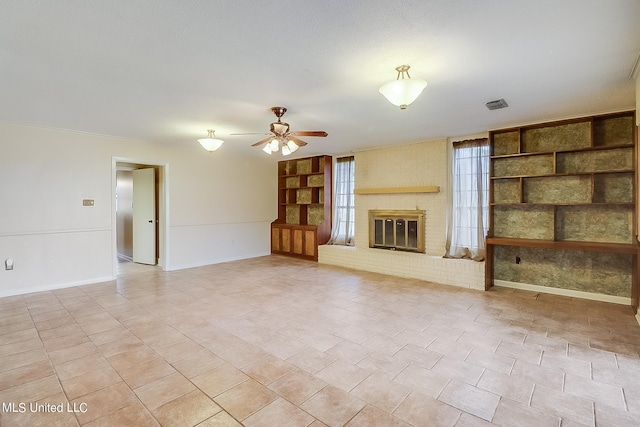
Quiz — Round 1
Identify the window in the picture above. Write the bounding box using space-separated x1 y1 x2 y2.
445 139 489 260
328 156 355 245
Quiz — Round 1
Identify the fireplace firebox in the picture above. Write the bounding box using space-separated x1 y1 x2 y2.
368 210 425 253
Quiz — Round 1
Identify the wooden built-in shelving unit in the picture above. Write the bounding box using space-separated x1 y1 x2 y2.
486 111 638 309
271 155 332 261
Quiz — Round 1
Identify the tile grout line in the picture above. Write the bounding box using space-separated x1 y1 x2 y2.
620 387 629 412
528 384 535 407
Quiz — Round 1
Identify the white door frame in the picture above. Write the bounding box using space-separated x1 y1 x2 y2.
112 157 170 275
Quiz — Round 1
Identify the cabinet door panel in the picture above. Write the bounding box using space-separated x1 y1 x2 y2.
281 228 291 253
305 230 316 257
293 229 304 254
271 227 280 251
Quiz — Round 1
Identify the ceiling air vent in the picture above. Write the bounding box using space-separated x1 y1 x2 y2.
486 99 508 110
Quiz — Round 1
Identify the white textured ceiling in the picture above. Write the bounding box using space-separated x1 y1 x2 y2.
1 1 639 157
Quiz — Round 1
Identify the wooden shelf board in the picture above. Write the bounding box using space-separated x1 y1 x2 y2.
491 152 552 159
486 237 637 254
355 186 440 195
490 202 634 207
271 223 318 230
279 172 324 178
491 169 634 180
490 143 634 159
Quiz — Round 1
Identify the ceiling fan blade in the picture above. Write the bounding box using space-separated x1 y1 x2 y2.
290 131 328 137
251 136 274 147
288 136 308 147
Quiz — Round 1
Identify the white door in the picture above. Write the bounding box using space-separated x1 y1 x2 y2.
133 168 156 265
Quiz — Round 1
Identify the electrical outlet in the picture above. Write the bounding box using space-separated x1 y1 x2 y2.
82 199 95 207
515 256 521 265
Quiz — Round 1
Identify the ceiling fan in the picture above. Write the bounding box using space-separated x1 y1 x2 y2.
232 107 328 155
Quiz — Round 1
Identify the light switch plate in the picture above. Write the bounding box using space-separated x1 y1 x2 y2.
83 199 95 207
5 259 13 270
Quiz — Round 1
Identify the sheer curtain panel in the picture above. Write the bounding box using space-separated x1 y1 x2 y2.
445 138 489 261
328 156 355 245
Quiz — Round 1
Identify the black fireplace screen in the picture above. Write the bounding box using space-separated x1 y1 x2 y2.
369 210 425 253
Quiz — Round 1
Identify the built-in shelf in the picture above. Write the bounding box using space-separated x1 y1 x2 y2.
490 143 634 159
490 202 634 207
490 169 634 180
486 237 637 254
272 155 332 261
354 186 440 195
486 111 638 310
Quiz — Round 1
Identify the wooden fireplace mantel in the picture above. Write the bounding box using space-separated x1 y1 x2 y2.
354 186 440 195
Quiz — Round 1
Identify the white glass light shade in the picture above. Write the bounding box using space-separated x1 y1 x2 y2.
197 130 224 151
281 145 292 156
262 144 273 154
379 77 427 109
269 139 280 152
198 138 224 151
286 140 299 153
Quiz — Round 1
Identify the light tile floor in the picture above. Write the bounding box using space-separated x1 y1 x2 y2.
1 255 639 426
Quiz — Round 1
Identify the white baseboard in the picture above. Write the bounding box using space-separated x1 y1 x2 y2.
167 251 271 271
0 275 116 298
494 280 631 306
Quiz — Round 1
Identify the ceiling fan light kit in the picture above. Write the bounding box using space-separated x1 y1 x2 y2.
197 129 224 151
262 136 301 156
379 65 428 110
263 143 274 154
287 140 300 153
281 142 293 156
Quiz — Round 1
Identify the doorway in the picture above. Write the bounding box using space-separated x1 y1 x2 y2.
113 160 167 274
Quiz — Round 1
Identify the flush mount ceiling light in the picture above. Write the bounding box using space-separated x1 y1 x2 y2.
379 65 428 110
197 129 224 152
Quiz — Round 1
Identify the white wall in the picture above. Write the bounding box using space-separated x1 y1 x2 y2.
0 123 277 297
319 138 485 290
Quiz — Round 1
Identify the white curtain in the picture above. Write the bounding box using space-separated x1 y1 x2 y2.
328 156 355 245
445 139 489 261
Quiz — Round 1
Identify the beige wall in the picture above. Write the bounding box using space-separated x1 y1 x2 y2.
319 138 485 290
0 122 277 297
